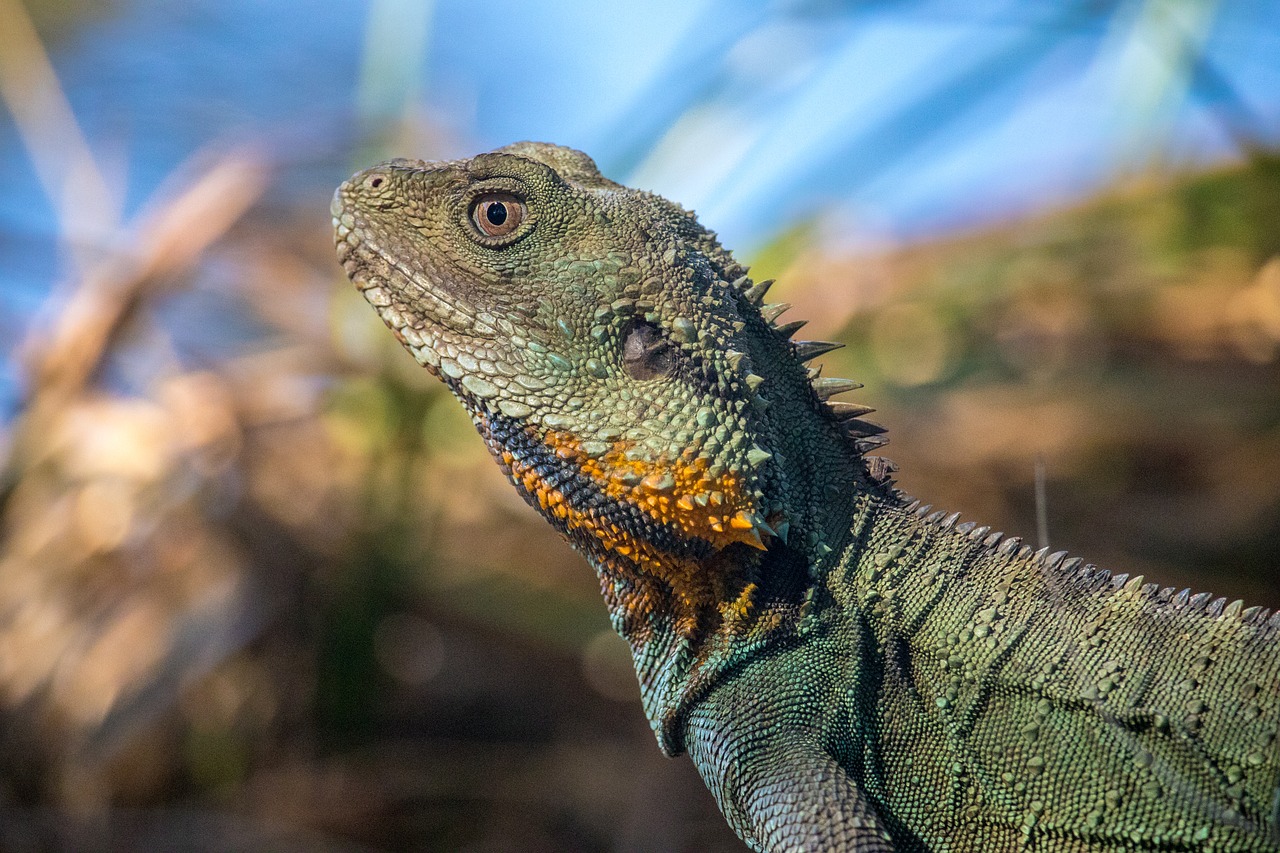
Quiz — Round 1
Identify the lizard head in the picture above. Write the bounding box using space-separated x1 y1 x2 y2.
334 142 895 639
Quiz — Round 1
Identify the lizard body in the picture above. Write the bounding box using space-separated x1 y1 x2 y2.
333 142 1280 851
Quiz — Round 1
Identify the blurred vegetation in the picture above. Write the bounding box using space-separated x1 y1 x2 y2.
764 151 1280 610
0 3 1278 852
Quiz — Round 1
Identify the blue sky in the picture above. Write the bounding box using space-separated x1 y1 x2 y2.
416 0 1280 248
0 0 1277 340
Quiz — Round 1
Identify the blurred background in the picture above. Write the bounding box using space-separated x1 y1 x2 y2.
1 0 1278 850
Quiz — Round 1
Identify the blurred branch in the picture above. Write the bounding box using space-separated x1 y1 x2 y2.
715 0 1106 232
0 0 269 482
356 0 434 142
0 0 118 257
1108 0 1221 165
1189 54 1269 152
12 149 267 432
597 0 768 178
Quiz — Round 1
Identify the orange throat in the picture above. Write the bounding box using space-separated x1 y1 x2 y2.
499 429 767 639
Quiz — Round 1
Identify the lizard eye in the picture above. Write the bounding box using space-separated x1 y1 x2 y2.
470 193 525 239
622 320 677 381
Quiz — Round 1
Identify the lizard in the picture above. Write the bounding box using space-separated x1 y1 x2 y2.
332 141 1280 852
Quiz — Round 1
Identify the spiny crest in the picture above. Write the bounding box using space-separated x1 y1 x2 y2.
905 503 1279 632
730 272 894 486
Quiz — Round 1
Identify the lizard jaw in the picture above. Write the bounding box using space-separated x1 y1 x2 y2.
332 181 541 419
332 182 483 343
334 163 614 434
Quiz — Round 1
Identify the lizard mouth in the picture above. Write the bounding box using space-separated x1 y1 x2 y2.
331 182 533 420
331 185 487 351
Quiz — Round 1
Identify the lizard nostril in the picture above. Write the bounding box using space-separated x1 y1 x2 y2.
366 175 384 189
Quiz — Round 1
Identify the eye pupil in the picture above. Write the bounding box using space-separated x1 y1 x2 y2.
470 192 525 240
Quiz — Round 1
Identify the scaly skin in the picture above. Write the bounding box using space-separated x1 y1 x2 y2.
333 142 1280 852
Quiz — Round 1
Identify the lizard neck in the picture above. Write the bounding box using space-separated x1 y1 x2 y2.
479 379 884 637
594 428 894 754
471 328 901 751
590 391 877 638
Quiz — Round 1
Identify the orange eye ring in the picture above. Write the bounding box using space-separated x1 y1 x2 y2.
470 192 526 239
